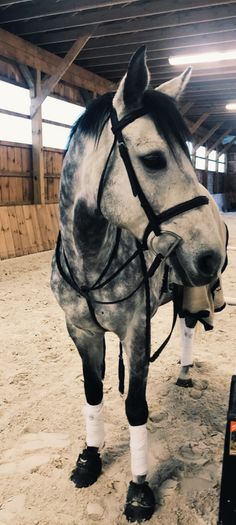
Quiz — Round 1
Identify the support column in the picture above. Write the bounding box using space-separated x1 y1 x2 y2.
30 70 45 204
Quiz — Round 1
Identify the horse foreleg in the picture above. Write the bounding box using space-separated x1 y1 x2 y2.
124 332 155 522
66 321 105 487
176 316 196 388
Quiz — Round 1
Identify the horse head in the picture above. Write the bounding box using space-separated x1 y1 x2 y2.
97 46 225 286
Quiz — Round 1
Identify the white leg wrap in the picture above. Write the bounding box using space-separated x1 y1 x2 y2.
83 402 104 450
179 317 194 366
129 424 148 478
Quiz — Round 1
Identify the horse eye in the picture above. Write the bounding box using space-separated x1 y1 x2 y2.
141 153 167 170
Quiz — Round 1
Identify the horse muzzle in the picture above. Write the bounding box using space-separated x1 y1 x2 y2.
148 231 222 287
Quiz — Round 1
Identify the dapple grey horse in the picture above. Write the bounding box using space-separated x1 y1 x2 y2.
51 47 226 522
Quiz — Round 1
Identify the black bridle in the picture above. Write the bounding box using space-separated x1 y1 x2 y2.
98 106 209 248
56 104 209 392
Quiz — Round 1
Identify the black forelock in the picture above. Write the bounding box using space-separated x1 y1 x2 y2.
64 88 191 160
142 89 191 159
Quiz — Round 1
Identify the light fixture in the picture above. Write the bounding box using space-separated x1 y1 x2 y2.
226 103 236 111
169 49 236 65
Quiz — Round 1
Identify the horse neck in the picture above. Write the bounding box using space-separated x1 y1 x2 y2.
59 131 117 286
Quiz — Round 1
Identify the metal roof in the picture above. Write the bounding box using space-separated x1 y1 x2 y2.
1 0 236 143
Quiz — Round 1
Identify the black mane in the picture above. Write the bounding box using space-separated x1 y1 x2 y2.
65 92 114 155
65 89 190 159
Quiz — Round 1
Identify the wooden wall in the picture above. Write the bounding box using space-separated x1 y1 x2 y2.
0 142 63 206
0 203 59 259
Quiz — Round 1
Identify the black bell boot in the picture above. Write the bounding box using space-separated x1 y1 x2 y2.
124 480 155 522
70 446 102 488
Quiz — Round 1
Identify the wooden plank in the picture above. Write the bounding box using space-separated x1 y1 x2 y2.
52 152 62 175
7 145 16 172
0 204 60 258
21 147 31 173
43 204 56 249
0 206 15 257
14 147 22 173
48 203 59 240
22 177 33 203
7 205 23 256
22 204 38 253
0 207 9 259
0 146 8 171
36 204 51 250
31 34 92 117
53 178 60 202
15 205 30 254
0 28 114 94
9 176 18 203
9 176 24 203
0 177 10 203
30 204 44 252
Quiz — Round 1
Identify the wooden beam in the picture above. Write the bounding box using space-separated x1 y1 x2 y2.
33 18 236 47
30 33 91 117
217 136 236 157
206 128 233 154
195 122 223 148
0 0 138 22
31 71 45 205
0 0 30 4
0 28 114 94
18 64 34 90
11 3 236 37
189 113 210 134
180 102 194 116
65 34 236 59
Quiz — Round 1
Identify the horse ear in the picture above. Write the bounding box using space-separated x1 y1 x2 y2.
156 66 192 100
113 46 150 111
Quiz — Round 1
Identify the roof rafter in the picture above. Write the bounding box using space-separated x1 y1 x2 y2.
0 28 115 94
30 33 92 117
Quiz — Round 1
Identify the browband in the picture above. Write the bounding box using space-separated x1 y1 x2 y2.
110 107 147 135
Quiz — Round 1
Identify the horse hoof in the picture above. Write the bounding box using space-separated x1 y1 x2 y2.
124 481 155 522
70 446 102 488
176 377 193 388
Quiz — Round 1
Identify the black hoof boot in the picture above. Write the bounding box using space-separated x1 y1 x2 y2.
176 377 193 388
124 481 155 522
70 446 102 488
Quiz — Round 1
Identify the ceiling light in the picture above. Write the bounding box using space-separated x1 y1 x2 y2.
169 49 236 65
226 103 236 111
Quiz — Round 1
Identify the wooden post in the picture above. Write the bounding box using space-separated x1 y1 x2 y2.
30 70 45 204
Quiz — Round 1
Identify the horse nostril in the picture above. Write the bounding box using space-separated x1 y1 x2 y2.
197 250 221 278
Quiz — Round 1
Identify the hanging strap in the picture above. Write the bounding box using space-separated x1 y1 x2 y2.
118 342 125 394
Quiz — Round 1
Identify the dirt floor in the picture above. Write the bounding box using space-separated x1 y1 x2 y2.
1 214 236 525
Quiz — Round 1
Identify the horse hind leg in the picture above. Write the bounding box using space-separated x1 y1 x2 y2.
66 321 105 488
176 316 196 388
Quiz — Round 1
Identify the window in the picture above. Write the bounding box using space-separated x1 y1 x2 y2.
208 150 217 172
195 146 206 170
0 80 84 149
218 153 226 173
0 113 32 144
